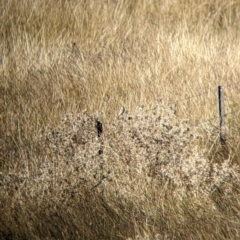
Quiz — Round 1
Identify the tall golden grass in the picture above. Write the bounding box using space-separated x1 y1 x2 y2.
1 0 240 239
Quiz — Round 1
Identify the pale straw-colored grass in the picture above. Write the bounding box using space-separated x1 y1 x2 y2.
1 0 240 239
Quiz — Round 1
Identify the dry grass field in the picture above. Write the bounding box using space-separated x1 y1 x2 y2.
1 0 240 239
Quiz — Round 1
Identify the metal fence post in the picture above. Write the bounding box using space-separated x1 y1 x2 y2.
218 86 226 144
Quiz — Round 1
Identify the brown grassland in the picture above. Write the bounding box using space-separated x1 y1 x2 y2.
1 0 240 239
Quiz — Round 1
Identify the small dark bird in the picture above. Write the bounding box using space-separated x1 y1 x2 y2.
96 120 103 137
